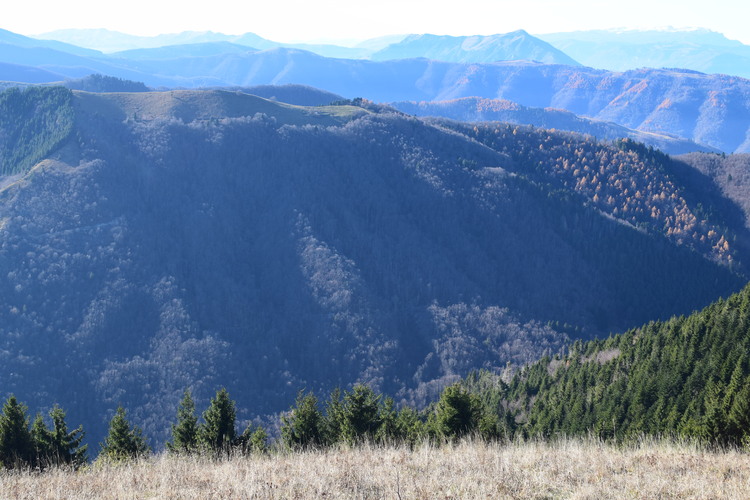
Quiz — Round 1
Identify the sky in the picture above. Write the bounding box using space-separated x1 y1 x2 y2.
5 0 750 45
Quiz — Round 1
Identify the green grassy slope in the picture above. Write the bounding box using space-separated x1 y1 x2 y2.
72 89 366 126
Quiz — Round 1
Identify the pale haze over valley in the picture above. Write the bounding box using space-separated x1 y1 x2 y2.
6 0 750 45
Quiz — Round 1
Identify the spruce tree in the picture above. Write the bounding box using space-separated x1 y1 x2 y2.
47 406 87 467
31 413 53 467
394 406 426 447
249 426 268 454
167 389 199 454
199 388 236 456
281 391 324 449
727 375 750 446
322 388 345 445
376 397 398 444
432 383 483 440
237 424 268 454
0 395 34 468
99 406 149 462
31 407 87 468
340 384 382 444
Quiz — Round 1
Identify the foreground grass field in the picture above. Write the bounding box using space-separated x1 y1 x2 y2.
2 438 749 499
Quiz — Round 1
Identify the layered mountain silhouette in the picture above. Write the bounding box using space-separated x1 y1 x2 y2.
0 87 745 447
3 27 750 153
540 29 750 79
391 97 719 155
37 29 578 65
369 31 579 65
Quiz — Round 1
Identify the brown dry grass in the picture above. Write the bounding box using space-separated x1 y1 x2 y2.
2 437 749 499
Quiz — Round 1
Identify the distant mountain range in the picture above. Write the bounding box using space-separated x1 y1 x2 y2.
539 29 750 79
35 28 373 58
369 31 579 65
391 97 719 155
1 87 745 447
36 29 578 65
3 27 750 153
35 27 750 80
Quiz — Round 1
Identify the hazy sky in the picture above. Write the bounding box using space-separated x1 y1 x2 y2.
6 0 750 45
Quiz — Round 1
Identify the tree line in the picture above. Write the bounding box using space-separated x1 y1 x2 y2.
0 382 503 469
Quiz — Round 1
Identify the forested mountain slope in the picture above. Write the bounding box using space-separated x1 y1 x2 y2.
435 120 750 269
0 87 744 447
674 153 750 231
478 282 750 445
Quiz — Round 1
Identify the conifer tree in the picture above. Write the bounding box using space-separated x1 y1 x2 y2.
31 413 53 467
340 384 382 444
432 383 483 440
394 406 426 447
237 424 268 454
727 375 750 446
281 391 324 449
0 395 33 468
46 406 87 467
323 388 345 445
167 389 199 454
376 397 398 444
249 426 268 453
99 406 149 462
199 388 236 456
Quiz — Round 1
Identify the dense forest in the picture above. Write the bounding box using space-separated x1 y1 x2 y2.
439 120 749 268
0 86 74 175
468 281 750 447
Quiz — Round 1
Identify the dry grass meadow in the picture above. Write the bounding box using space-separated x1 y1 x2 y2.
2 438 749 499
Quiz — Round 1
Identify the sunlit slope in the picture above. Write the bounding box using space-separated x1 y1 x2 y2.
73 89 366 125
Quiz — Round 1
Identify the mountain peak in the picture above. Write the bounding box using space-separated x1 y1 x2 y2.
372 31 579 65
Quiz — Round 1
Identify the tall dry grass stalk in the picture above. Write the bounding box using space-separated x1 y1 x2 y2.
2 437 749 499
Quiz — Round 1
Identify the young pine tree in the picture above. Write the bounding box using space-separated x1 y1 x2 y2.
47 406 87 467
31 413 53 465
166 389 199 454
322 388 345 445
281 391 324 450
236 424 269 455
99 406 149 462
340 384 382 444
376 397 398 444
0 395 34 469
199 388 236 456
30 406 86 468
394 406 426 447
431 383 483 440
